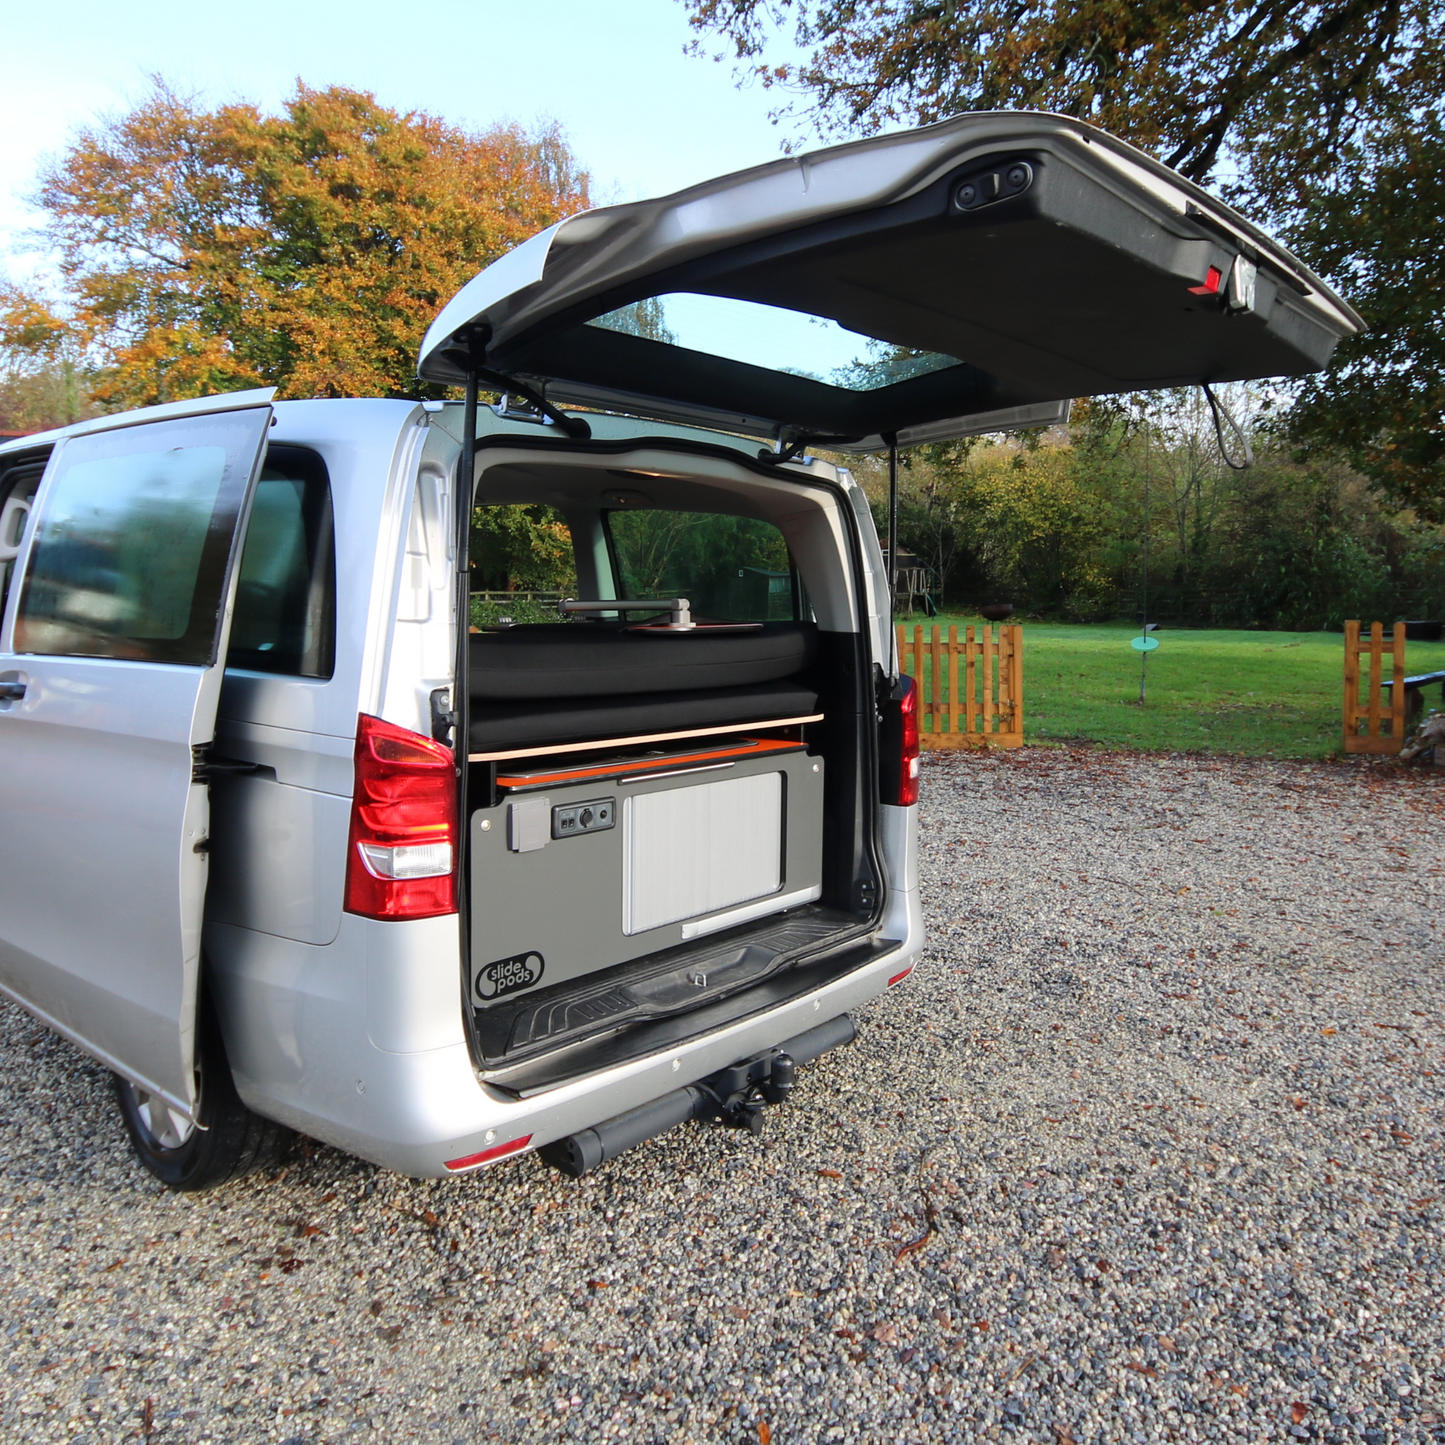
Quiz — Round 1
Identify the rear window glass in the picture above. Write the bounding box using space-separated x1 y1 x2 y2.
227 447 335 679
606 509 803 622
588 293 961 391
469 504 577 626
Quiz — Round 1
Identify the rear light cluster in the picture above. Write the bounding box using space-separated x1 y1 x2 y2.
880 674 921 807
344 713 458 920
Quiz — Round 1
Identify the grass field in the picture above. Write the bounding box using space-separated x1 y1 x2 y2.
905 615 1445 758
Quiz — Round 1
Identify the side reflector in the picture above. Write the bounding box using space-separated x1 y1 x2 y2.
888 966 914 987
1188 265 1223 296
444 1135 533 1172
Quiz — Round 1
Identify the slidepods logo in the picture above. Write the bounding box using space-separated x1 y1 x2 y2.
476 951 544 1001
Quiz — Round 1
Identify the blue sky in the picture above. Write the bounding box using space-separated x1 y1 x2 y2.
1 0 817 288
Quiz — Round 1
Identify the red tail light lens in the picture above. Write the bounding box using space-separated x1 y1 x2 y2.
344 713 457 920
899 675 920 805
882 674 921 806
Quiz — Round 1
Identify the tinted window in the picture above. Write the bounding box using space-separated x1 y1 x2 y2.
15 409 268 665
588 293 960 390
0 457 46 623
606 509 802 622
227 447 335 679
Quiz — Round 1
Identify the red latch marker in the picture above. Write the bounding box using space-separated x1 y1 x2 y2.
1188 266 1223 296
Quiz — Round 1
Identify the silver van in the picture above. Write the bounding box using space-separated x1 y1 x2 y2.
0 113 1358 1189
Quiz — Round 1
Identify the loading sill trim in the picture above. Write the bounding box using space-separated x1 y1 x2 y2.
680 885 822 941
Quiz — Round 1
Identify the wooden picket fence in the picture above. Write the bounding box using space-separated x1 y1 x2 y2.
897 623 1024 749
1343 620 1406 754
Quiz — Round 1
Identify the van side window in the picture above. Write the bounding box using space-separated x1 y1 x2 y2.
605 508 803 622
0 455 47 624
227 446 336 679
14 411 264 665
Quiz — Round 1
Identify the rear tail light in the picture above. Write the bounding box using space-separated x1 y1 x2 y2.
344 713 457 920
879 674 921 807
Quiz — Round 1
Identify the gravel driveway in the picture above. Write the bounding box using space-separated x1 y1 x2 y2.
1 748 1441 1445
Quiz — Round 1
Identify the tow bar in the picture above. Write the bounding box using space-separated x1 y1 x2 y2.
538 1014 856 1177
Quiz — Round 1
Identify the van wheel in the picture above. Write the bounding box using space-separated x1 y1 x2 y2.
114 1007 293 1191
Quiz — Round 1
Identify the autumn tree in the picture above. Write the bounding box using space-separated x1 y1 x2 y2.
0 285 89 432
35 81 591 406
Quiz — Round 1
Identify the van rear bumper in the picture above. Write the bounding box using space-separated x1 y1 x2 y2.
210 805 921 1178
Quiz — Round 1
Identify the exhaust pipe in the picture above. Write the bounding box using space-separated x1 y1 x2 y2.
538 1013 857 1178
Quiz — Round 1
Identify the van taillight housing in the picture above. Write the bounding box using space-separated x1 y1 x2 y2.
880 674 921 807
344 713 457 920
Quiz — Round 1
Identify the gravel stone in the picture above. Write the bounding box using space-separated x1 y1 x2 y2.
0 747 1440 1443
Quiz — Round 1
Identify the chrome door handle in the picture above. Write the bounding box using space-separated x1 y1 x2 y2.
0 682 27 701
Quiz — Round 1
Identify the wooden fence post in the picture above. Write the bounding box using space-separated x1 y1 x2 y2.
1343 619 1406 754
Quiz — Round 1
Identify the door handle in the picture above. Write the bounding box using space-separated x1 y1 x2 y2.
0 681 25 701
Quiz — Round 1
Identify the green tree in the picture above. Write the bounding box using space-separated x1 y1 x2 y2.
1285 119 1445 522
470 506 576 593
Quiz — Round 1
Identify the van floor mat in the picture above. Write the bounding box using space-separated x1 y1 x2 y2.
471 905 866 1066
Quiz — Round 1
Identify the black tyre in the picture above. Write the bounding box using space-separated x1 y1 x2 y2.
114 1002 293 1191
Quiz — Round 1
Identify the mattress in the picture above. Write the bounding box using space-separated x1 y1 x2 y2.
468 678 820 751
468 620 818 700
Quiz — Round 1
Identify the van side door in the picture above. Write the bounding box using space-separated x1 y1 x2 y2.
0 398 272 1114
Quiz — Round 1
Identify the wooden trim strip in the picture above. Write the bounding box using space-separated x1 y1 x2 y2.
496 736 803 788
469 714 824 763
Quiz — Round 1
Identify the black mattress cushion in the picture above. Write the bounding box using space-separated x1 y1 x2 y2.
469 679 820 751
469 620 818 701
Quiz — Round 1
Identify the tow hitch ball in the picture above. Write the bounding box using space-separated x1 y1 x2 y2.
705 1050 796 1136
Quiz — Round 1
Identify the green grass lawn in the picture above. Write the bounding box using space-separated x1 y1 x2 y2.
905 615 1445 759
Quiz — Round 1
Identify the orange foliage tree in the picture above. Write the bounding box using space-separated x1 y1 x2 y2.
36 82 590 406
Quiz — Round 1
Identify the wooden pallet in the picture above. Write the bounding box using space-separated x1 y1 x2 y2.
897 623 1023 749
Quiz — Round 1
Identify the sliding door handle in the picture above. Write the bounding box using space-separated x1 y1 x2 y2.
0 681 26 701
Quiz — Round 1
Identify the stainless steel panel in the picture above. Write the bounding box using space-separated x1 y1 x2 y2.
622 771 781 935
